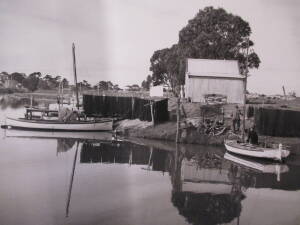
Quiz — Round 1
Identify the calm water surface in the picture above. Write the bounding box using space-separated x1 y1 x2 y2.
0 98 300 225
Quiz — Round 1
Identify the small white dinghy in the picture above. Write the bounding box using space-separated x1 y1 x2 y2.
224 139 290 161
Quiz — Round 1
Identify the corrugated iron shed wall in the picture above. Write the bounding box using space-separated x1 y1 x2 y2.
185 58 244 104
186 76 244 104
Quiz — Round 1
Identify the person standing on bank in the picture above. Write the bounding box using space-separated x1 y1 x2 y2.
232 105 242 133
247 126 259 145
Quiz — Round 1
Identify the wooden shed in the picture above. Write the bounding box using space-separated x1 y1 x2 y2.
185 58 245 104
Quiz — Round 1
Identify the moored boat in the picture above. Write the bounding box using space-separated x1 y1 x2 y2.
5 117 113 131
224 139 290 161
1 43 114 132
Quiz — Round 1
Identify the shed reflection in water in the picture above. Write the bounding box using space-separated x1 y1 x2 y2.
59 138 300 225
1 128 300 225
170 149 246 225
1 101 300 225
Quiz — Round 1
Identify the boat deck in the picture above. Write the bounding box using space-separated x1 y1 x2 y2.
227 141 265 152
14 117 113 124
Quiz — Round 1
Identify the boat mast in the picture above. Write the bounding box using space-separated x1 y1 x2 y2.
242 37 250 140
72 43 80 110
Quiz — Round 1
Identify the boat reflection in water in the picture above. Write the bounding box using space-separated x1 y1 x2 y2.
3 129 300 225
224 152 289 181
72 141 298 224
4 129 114 154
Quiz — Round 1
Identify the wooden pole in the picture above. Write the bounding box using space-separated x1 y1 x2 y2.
61 82 64 106
175 97 180 143
30 95 33 108
282 86 287 100
150 100 155 126
242 38 250 141
131 97 135 119
72 43 80 110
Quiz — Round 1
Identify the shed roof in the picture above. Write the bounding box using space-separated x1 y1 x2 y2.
186 58 243 78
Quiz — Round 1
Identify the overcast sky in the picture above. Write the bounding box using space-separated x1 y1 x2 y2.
0 0 299 94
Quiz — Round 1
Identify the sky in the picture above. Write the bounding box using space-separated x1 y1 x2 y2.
0 0 299 95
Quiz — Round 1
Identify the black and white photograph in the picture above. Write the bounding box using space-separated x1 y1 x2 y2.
0 0 300 225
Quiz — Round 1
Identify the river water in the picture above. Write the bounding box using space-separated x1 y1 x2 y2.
0 96 300 225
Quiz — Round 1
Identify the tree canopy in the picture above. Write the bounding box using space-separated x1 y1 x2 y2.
149 7 261 92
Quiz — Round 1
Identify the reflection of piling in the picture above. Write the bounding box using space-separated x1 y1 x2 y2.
66 142 79 217
172 144 182 193
147 147 153 170
176 97 180 143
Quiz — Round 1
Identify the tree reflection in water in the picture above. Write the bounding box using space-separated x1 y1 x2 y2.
0 95 38 109
62 140 295 223
169 148 256 225
172 192 243 225
77 142 250 224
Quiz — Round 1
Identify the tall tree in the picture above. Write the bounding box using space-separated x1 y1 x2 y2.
149 48 169 86
149 6 261 91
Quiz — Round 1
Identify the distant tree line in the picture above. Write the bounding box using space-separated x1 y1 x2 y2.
0 71 144 93
0 71 69 92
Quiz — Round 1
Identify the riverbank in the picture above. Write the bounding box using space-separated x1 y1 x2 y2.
115 119 300 156
2 91 299 152
115 95 300 152
116 119 227 146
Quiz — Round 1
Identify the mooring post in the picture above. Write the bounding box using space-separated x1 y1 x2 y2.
30 95 33 108
131 97 135 119
176 97 180 143
150 100 154 126
277 143 282 162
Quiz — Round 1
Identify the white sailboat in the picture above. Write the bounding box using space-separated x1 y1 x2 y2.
3 43 113 131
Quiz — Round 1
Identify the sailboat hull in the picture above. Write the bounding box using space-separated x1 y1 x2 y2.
5 117 113 131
